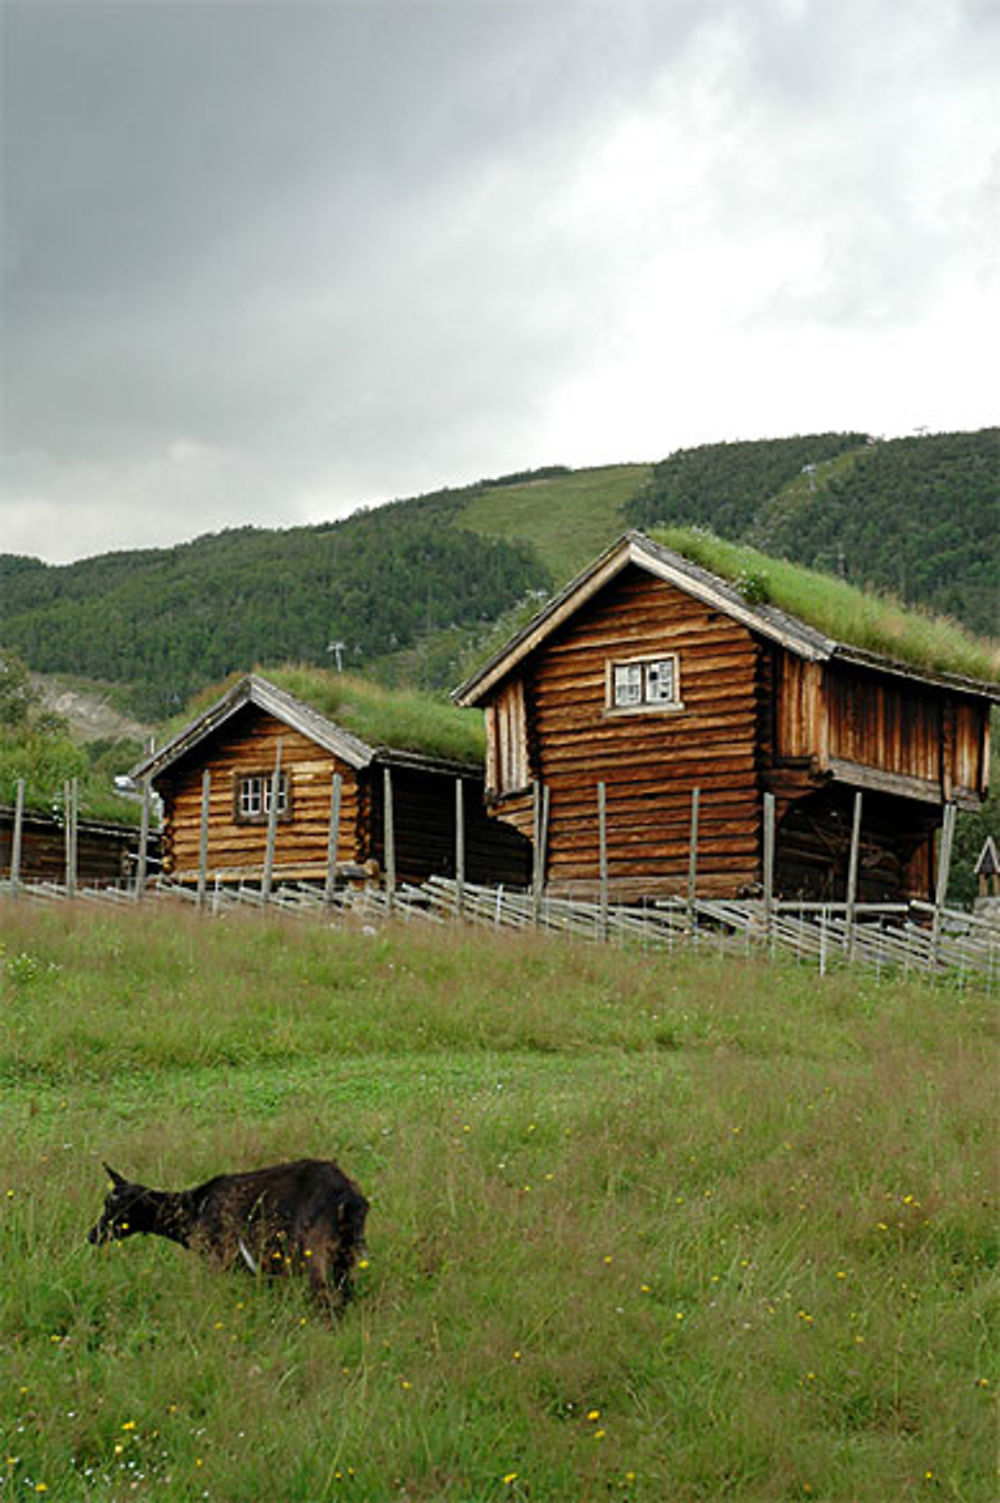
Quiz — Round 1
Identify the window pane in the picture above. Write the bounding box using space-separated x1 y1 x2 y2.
613 663 642 706
263 773 288 814
240 776 262 816
645 659 675 702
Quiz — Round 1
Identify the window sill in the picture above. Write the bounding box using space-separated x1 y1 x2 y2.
603 701 686 719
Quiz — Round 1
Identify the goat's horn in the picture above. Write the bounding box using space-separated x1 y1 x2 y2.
102 1162 125 1187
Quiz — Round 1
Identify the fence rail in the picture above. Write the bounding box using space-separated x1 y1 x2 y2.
3 872 997 988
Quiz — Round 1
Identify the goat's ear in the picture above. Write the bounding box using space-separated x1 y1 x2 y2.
103 1162 125 1188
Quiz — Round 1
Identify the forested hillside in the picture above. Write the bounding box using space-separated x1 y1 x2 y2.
0 496 550 716
751 429 1000 637
625 432 870 537
625 428 999 637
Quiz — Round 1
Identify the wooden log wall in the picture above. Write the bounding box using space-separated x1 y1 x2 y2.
158 706 362 881
514 565 763 898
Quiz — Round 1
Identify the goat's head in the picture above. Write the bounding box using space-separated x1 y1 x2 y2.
86 1164 146 1245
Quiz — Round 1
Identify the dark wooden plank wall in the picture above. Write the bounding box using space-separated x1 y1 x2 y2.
521 566 763 898
774 786 937 902
0 811 150 883
369 766 532 887
777 657 988 800
158 707 362 880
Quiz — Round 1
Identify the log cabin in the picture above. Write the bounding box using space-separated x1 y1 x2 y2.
132 674 530 889
453 532 999 903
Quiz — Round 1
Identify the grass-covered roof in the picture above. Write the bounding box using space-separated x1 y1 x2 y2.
172 664 486 766
651 527 1000 685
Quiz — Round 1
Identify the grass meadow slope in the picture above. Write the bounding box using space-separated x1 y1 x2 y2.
1 904 997 1501
456 464 651 587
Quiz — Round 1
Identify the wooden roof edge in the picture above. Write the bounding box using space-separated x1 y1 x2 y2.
0 803 155 838
130 673 376 782
829 644 1000 702
372 745 484 778
453 531 834 706
452 534 639 706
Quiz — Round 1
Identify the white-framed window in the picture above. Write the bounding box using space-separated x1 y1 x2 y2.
235 771 290 823
607 654 682 713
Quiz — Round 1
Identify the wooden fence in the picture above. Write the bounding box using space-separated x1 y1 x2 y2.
2 872 997 989
2 774 997 986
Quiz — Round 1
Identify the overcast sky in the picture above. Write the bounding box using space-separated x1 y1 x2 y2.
2 0 997 565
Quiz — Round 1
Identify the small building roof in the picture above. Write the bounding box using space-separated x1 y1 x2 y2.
975 836 1000 879
133 674 481 783
454 531 1000 706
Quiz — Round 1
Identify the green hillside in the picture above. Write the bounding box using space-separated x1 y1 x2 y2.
0 502 551 718
457 462 650 583
751 429 1000 638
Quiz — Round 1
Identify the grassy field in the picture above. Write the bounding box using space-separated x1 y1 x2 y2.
1 903 996 1502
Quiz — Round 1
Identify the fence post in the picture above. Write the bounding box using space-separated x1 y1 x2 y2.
455 776 466 921
64 778 78 897
324 771 343 905
532 782 542 926
134 737 154 900
10 777 25 895
762 792 776 943
931 801 957 967
845 790 863 959
687 787 700 929
197 770 211 907
383 766 396 912
261 740 283 903
597 781 608 942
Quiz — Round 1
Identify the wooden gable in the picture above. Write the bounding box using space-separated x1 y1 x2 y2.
156 702 365 883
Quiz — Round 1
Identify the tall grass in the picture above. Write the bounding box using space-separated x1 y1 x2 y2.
1 903 997 1500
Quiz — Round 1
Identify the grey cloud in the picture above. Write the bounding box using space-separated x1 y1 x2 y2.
2 0 995 562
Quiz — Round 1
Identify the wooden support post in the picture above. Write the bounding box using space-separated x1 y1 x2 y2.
383 766 396 911
10 778 25 893
762 792 776 939
324 771 342 905
597 781 608 942
845 790 863 959
197 770 211 907
262 740 283 903
455 777 466 920
687 787 700 924
931 801 957 966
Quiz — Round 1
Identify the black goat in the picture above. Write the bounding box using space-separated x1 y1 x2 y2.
87 1158 369 1312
